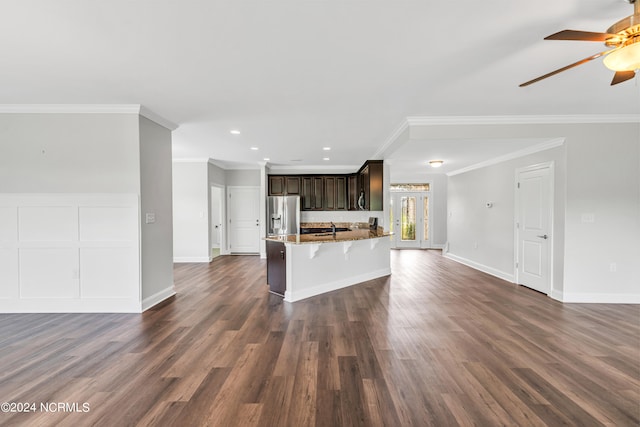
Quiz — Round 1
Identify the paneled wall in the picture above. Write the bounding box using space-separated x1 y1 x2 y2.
0 194 140 312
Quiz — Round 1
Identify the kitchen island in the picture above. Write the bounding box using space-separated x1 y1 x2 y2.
266 224 391 302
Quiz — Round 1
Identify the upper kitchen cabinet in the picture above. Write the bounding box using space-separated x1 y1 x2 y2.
323 176 347 211
358 160 383 211
268 175 300 196
268 161 382 211
301 176 324 210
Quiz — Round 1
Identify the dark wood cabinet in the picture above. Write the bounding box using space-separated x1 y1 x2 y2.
336 176 347 210
348 174 358 210
268 175 300 196
301 176 324 210
358 160 383 211
311 176 324 210
266 240 286 296
301 177 312 210
324 176 336 210
268 162 381 211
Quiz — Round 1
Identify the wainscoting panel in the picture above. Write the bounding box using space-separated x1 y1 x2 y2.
0 194 142 312
80 247 138 299
19 248 80 298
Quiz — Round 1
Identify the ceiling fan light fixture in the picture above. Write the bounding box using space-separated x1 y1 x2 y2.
429 160 444 168
603 41 640 71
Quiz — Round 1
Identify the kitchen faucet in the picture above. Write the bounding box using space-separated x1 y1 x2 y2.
331 222 336 238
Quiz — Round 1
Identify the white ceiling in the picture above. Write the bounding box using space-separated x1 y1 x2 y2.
1 1 638 172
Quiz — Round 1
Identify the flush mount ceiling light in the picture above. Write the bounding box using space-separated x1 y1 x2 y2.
429 160 444 168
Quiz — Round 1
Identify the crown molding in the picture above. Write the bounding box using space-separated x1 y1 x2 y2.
0 104 178 130
406 114 640 126
172 158 210 163
372 119 410 160
447 138 565 177
138 106 178 131
269 164 360 172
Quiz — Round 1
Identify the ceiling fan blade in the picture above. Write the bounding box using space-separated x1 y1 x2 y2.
611 70 636 85
544 30 619 42
519 51 609 87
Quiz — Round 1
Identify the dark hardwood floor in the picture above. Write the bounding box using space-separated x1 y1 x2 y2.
0 250 638 426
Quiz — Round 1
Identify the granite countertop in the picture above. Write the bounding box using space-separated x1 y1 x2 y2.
266 227 391 244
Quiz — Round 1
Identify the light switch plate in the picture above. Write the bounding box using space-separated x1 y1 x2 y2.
145 213 156 224
581 213 595 223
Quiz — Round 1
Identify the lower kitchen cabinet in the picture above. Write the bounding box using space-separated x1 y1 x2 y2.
266 240 286 296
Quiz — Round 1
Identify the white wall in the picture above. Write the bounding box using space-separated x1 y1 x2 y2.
563 132 639 302
139 116 175 308
0 113 140 193
172 161 210 262
434 120 639 303
0 111 175 312
447 146 565 286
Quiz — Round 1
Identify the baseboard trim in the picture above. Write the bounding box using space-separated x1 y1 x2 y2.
444 252 514 283
0 298 142 313
142 286 176 311
284 268 391 303
556 291 640 304
173 256 212 263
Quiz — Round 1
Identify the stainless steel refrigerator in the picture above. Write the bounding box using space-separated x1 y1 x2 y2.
267 196 300 236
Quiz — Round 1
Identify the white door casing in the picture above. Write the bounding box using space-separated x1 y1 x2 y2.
390 191 431 249
516 163 553 294
228 186 260 254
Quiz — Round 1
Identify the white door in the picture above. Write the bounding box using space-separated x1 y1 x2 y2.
228 186 260 253
390 192 431 249
516 164 552 294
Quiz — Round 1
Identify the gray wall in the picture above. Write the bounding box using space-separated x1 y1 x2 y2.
139 116 174 301
226 169 260 186
172 161 210 261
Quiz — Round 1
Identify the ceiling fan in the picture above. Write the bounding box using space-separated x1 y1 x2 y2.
520 0 640 87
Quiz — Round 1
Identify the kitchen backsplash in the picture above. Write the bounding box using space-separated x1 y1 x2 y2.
300 210 384 227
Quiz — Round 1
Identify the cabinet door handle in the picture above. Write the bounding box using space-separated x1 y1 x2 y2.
280 250 285 259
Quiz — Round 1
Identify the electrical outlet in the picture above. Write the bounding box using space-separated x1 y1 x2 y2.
145 213 156 224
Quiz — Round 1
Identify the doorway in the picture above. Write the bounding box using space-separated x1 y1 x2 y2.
228 186 261 254
210 185 224 259
515 163 553 294
390 186 432 249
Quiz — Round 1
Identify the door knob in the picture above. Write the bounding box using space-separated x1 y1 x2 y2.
537 234 548 239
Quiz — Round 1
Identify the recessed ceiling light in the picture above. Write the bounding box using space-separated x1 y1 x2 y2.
230 129 241 135
323 157 330 161
323 147 331 151
250 147 259 151
429 160 444 168
263 157 270 161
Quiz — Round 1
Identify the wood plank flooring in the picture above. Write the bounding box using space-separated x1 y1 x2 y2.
0 250 638 426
